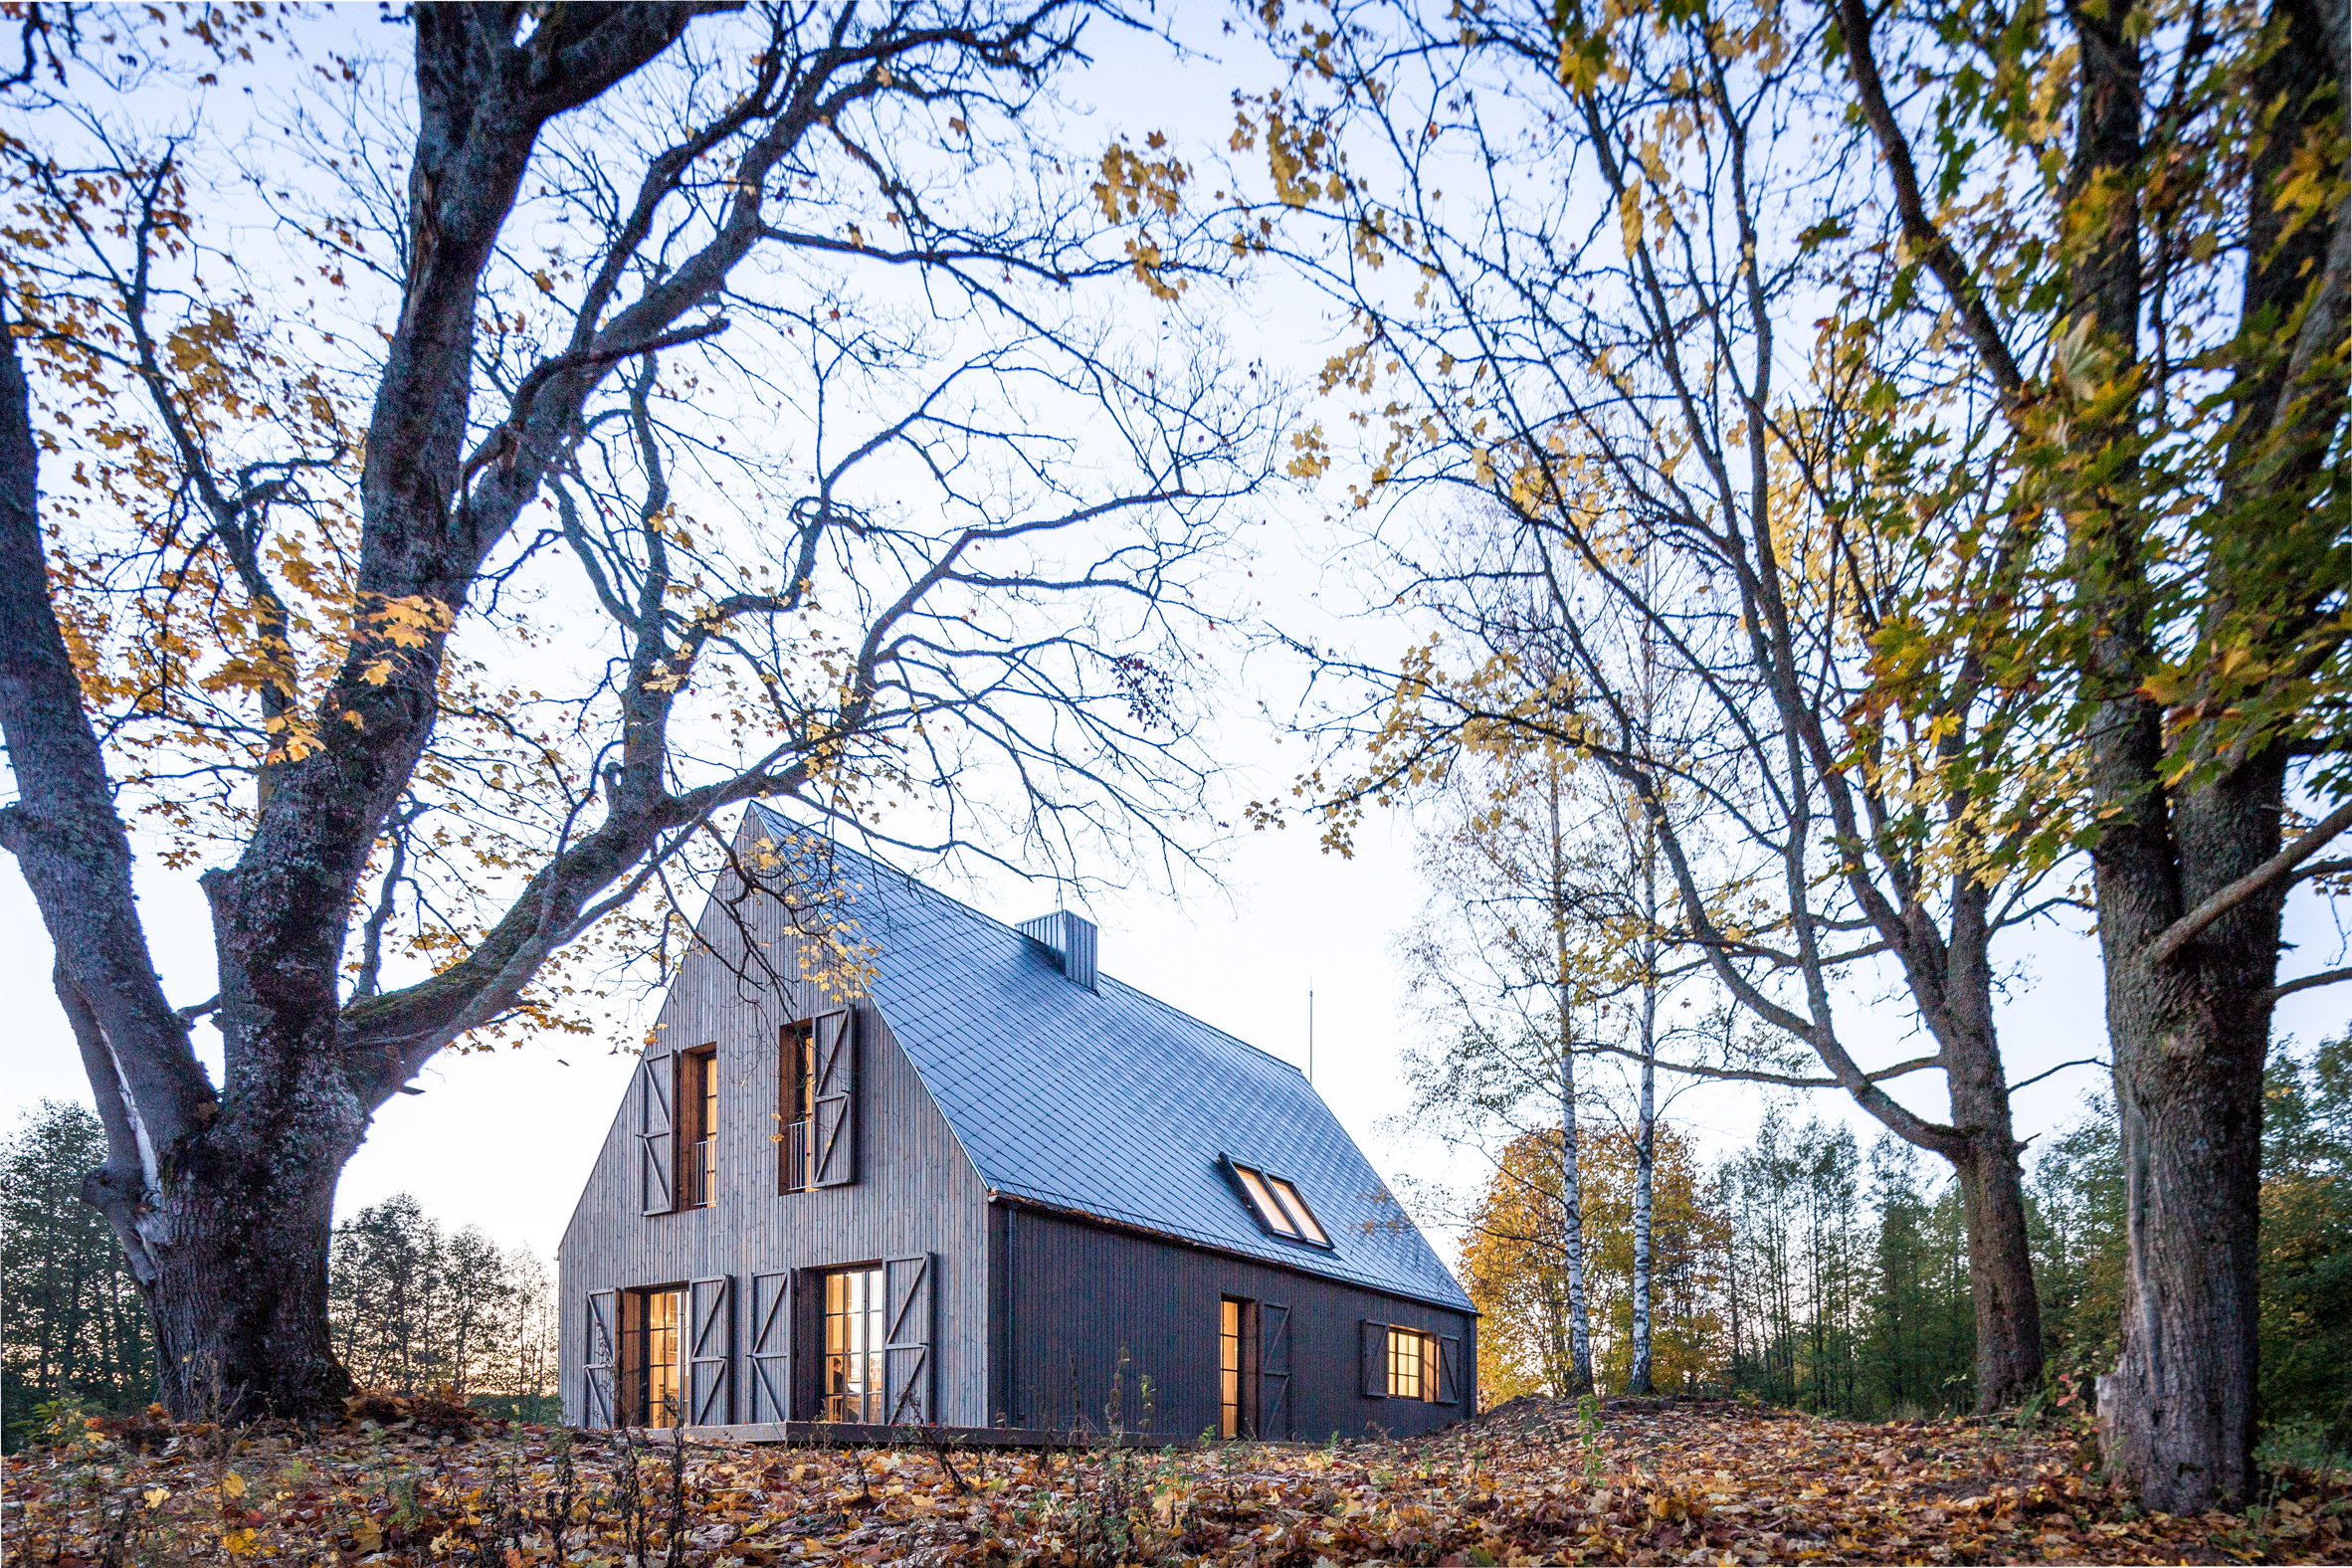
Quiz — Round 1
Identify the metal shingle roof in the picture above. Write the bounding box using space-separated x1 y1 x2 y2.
750 807 1472 1313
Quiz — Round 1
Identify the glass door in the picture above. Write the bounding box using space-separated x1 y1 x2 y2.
622 1285 685 1427
822 1266 885 1422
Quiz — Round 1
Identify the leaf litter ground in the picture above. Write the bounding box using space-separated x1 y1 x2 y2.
5 1393 2344 1565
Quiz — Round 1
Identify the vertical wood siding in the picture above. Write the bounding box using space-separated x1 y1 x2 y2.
997 1206 1475 1442
560 823 1477 1441
559 858 993 1427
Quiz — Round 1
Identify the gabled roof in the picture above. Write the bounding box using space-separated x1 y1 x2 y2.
749 806 1472 1313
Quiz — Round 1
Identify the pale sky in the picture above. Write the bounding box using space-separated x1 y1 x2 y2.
2 8 2343 1277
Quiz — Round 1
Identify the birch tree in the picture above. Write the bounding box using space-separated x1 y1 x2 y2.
1238 0 2103 1416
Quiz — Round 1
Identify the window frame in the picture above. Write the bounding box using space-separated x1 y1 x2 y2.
1218 1295 1260 1439
818 1263 886 1424
779 1021 817 1194
1219 1156 1336 1251
619 1283 687 1428
1385 1325 1443 1403
677 1046 718 1210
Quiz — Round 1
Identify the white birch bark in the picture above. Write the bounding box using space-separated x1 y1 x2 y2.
1550 760 1595 1396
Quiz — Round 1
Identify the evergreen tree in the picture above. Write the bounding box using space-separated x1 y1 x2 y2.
1 1101 154 1448
325 1192 553 1411
2028 1098 2128 1381
1860 1139 1974 1417
2254 1036 2350 1443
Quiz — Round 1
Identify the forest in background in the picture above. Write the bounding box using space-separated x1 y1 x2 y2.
2 1102 556 1451
1463 1037 2352 1458
0 0 2337 1516
12 1036 2342 1456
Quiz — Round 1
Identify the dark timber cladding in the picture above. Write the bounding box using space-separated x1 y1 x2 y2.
996 1204 1474 1441
559 809 1475 1440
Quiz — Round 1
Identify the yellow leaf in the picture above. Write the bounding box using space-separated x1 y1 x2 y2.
220 1471 247 1498
222 1527 259 1556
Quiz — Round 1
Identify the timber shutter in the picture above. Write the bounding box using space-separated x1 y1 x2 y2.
583 1289 617 1427
1360 1320 1389 1398
1260 1302 1293 1439
748 1270 792 1422
1438 1333 1462 1405
811 1009 857 1188
687 1275 734 1426
883 1253 935 1424
638 1049 676 1214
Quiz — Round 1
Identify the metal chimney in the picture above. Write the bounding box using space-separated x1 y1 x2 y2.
1018 909 1098 991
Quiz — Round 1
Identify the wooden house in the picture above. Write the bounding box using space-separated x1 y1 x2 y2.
557 807 1475 1441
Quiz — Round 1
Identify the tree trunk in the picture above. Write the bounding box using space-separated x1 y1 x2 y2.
140 1131 356 1417
1628 790 1658 1397
1548 760 1595 1397
1628 1009 1657 1397
2089 750 2283 1512
1955 1138 2043 1412
2095 1014 2264 1515
2084 0 2347 1513
1938 954 2045 1412
1558 1114 1595 1397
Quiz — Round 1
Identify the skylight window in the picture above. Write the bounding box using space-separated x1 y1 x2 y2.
1223 1158 1332 1249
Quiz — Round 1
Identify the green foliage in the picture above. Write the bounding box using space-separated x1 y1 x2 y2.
1576 1393 1605 1482
1859 1142 1976 1417
0 1101 153 1451
2028 1097 2128 1381
2026 1039 2352 1444
1721 1115 1889 1415
2256 1035 2352 1443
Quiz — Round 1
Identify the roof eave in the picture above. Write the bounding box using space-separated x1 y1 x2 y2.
985 1187 1477 1317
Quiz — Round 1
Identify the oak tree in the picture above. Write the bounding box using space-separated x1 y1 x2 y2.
0 3 1269 1416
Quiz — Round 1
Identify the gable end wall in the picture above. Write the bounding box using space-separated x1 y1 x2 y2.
557 860 993 1426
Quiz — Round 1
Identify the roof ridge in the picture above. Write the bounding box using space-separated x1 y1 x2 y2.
747 803 1306 1078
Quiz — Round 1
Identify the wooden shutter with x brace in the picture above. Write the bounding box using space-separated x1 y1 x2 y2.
810 1009 857 1188
1360 1320 1390 1398
883 1253 935 1424
1259 1302 1293 1438
638 1050 676 1215
583 1289 617 1428
1438 1333 1463 1405
687 1275 734 1427
747 1271 792 1423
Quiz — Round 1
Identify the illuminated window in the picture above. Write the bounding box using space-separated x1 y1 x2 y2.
1219 1297 1257 1439
1266 1177 1329 1246
621 1286 685 1427
1387 1327 1440 1402
679 1047 717 1209
823 1266 885 1423
780 1023 817 1192
1224 1159 1332 1249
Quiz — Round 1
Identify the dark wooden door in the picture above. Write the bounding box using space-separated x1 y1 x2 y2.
1259 1302 1292 1438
